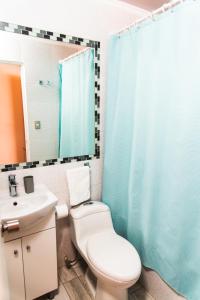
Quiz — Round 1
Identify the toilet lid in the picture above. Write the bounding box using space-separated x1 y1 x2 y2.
87 232 141 283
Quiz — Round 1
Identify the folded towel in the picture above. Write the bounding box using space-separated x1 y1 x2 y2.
66 166 90 206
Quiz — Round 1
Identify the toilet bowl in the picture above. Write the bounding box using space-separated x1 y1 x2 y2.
69 201 141 300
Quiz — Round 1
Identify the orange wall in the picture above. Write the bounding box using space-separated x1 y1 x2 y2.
0 63 26 164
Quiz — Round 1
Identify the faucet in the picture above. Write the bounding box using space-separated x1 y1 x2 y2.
8 175 17 197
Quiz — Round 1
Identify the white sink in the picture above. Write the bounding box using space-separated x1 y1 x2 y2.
0 185 58 230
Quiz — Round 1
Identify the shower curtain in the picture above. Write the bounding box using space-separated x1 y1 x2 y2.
59 48 95 158
103 1 200 299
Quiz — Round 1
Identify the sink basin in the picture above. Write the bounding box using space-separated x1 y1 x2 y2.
0 185 58 230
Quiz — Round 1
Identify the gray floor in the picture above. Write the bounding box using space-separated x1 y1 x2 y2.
38 260 154 300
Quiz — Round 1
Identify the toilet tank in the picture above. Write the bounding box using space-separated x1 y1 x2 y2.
70 201 114 254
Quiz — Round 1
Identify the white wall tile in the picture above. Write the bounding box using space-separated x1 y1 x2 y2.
91 183 102 202
89 159 103 186
0 31 21 62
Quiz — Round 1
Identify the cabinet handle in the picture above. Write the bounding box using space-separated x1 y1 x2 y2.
14 250 18 256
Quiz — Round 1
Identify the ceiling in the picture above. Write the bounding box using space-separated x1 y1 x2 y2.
120 0 169 11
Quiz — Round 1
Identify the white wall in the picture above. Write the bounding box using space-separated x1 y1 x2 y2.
0 0 146 41
120 0 167 11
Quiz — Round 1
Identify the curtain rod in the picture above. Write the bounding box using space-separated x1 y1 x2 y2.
59 47 90 64
113 0 186 36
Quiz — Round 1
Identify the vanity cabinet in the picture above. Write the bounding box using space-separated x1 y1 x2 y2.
4 239 25 300
3 213 58 300
22 228 57 299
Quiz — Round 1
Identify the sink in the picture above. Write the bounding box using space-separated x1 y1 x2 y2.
0 185 58 230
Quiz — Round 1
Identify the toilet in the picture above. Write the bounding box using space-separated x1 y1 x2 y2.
69 200 141 300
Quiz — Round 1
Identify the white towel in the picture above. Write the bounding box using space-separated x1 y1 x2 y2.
66 166 90 206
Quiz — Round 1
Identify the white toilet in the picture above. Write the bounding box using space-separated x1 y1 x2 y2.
69 201 141 300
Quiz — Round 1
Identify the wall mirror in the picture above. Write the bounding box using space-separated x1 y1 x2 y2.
0 22 100 172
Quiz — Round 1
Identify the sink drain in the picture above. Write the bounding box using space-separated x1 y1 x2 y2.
13 202 18 206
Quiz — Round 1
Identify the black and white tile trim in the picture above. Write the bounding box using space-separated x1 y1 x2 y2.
0 21 100 172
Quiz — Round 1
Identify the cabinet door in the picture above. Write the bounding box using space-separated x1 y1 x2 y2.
4 239 25 300
22 228 58 300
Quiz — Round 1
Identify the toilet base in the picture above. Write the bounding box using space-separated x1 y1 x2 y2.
95 280 128 300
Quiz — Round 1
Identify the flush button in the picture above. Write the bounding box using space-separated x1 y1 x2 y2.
83 201 93 206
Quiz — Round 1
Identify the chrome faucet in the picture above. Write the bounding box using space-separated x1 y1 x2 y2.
8 175 17 197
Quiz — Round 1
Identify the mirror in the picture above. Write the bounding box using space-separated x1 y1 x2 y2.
0 29 97 166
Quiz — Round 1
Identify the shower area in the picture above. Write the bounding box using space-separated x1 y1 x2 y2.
103 1 200 300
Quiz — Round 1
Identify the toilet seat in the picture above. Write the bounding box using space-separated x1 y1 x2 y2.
87 231 141 284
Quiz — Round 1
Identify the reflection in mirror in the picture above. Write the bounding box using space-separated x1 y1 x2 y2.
0 62 26 164
0 31 95 165
59 48 95 158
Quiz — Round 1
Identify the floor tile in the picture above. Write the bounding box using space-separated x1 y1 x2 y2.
54 283 70 300
35 283 70 300
129 281 143 294
129 293 138 300
64 277 92 300
59 266 77 283
36 268 155 300
132 286 155 300
78 275 94 299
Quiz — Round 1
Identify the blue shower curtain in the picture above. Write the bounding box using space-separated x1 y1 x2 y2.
103 1 200 299
59 48 95 158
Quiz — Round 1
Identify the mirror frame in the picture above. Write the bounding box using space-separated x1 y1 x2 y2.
0 21 100 172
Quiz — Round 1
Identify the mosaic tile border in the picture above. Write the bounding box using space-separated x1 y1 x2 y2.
0 21 100 172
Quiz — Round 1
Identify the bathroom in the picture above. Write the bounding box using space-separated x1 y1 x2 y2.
0 0 199 299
